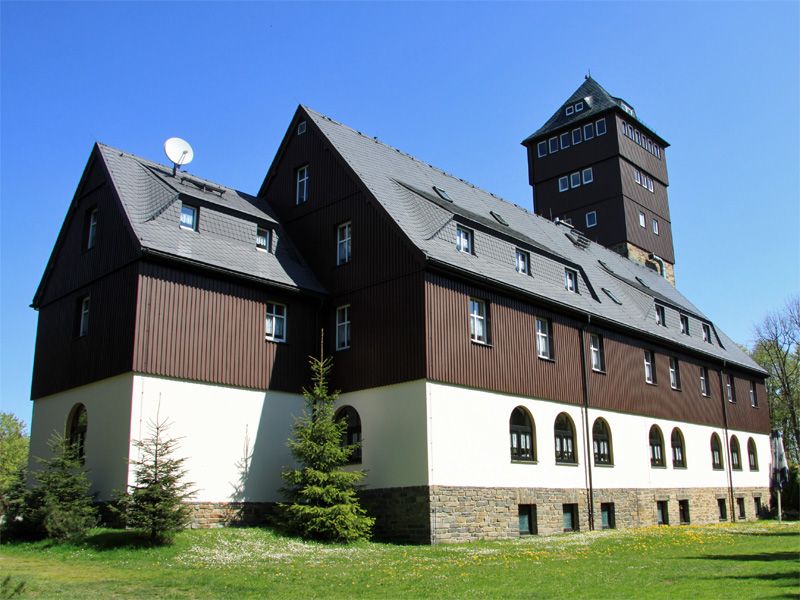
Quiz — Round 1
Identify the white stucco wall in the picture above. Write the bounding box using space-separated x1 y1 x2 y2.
29 373 134 500
130 374 305 503
425 381 771 490
335 379 429 489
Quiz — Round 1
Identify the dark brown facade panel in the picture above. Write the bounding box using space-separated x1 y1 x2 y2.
535 157 624 216
618 160 671 220
424 273 584 405
327 271 427 392
725 374 770 433
133 262 317 393
38 165 139 307
31 263 139 399
561 196 628 248
615 116 669 185
623 200 675 264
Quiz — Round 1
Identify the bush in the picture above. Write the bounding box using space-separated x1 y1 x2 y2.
280 353 374 542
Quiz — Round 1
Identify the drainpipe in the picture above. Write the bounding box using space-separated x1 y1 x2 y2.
718 362 736 522
578 314 595 531
648 253 666 279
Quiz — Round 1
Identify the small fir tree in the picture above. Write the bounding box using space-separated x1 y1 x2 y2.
117 417 194 545
281 350 374 542
30 434 97 542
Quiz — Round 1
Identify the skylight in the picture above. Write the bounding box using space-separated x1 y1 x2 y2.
635 276 650 288
597 260 614 274
490 211 509 226
602 288 622 305
433 186 452 202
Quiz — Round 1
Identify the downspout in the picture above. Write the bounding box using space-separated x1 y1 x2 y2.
648 253 667 279
579 314 595 531
718 362 736 522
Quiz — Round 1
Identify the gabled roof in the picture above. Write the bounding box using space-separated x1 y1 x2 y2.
34 144 325 307
522 77 669 146
302 106 762 375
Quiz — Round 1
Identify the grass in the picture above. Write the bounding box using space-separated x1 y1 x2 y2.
0 521 798 598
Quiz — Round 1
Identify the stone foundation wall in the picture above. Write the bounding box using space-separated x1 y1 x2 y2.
188 502 275 528
616 242 676 286
359 486 431 544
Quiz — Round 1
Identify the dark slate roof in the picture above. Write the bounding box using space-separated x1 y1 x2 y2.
302 107 763 375
97 143 324 293
522 77 669 146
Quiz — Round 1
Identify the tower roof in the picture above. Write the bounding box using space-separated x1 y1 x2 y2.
522 77 669 146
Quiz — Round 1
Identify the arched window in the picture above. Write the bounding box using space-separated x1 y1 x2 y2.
510 407 535 462
649 425 665 467
67 403 88 464
334 406 362 464
671 428 686 468
747 438 759 470
730 435 742 471
592 418 612 465
710 433 724 470
554 413 576 464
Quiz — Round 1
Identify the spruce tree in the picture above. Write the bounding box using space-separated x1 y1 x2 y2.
281 351 374 542
117 417 194 545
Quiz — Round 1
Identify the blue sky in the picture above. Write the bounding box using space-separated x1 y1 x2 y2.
2 2 798 426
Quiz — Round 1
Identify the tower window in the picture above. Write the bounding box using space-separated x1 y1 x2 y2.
549 137 558 153
566 105 574 116
582 168 593 184
560 132 570 149
595 118 607 135
583 122 594 140
537 141 547 157
634 169 641 184
572 128 582 145
586 211 597 228
652 219 659 235
639 211 646 228
570 172 581 188
559 176 569 192
575 101 584 112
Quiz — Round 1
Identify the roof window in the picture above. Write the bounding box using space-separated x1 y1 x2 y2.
635 276 650 288
602 288 622 305
490 211 509 226
433 186 452 202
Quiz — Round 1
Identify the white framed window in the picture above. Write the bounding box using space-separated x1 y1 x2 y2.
566 105 574 116
639 211 646 228
627 124 634 137
337 221 352 265
572 128 581 145
634 131 641 144
558 176 569 192
669 357 681 390
750 381 758 407
680 315 689 335
336 305 351 350
700 367 710 396
537 141 547 157
644 350 655 384
655 304 666 326
633 169 641 185
570 172 581 188
78 295 90 337
564 268 578 293
702 323 712 343
549 137 558 153
560 132 570 150
575 101 584 112
726 374 736 403
595 118 607 135
456 225 473 254
469 298 489 344
647 178 654 192
583 122 594 140
180 205 197 231
256 227 270 252
590 333 605 372
582 167 593 184
586 211 597 228
296 165 309 204
87 208 98 250
265 302 287 342
536 317 553 360
515 249 530 275
297 121 307 135
652 219 659 235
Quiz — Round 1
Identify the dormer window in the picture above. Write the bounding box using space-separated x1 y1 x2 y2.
566 105 574 116
680 315 689 335
575 101 584 112
702 323 712 344
256 227 270 252
564 268 578 293
655 304 666 327
515 249 530 275
180 205 198 231
456 225 473 254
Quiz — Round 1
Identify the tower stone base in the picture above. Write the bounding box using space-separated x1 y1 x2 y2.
611 242 676 286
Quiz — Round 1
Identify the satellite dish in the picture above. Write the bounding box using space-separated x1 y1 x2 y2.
164 137 194 176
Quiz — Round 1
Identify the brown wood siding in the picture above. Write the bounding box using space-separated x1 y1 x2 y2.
615 115 669 185
560 198 628 248
38 159 139 307
725 373 770 433
326 271 427 392
31 263 139 399
619 159 671 221
528 113 620 185
424 273 584 405
261 119 423 295
534 157 623 217
133 261 317 393
623 199 676 264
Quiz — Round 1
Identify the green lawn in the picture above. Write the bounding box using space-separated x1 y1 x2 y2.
1 521 798 598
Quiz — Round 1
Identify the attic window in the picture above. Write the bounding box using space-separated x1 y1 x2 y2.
490 211 509 226
433 186 452 202
635 276 650 289
257 227 271 252
297 121 307 135
602 288 622 305
566 106 574 116
575 101 584 112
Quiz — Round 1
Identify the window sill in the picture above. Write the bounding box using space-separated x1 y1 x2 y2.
511 459 537 465
672 465 687 470
594 462 614 468
538 355 556 363
336 346 351 352
556 461 579 467
645 381 657 386
470 340 493 348
732 468 743 472
671 387 682 392
592 369 607 375
265 337 287 344
702 393 711 398
335 261 352 268
712 467 724 471
650 464 667 469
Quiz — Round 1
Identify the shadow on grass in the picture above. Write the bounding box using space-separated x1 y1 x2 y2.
83 530 155 551
728 531 800 538
690 552 799 562
722 571 799 583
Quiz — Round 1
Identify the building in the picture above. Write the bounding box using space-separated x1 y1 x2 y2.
29 79 769 542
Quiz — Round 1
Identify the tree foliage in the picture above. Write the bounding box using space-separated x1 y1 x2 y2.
281 353 374 542
115 417 194 545
752 295 800 464
0 413 29 514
